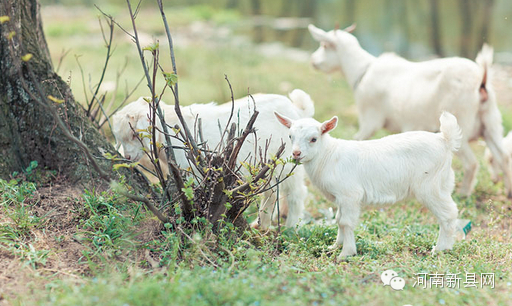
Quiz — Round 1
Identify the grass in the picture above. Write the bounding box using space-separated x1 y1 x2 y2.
1 3 511 306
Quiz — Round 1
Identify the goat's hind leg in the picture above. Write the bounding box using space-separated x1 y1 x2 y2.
250 190 277 230
282 169 308 229
418 192 459 252
484 130 512 198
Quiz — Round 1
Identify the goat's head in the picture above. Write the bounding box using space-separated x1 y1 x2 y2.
308 24 357 73
274 111 338 163
112 105 156 162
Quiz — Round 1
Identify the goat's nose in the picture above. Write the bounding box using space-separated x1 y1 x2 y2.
292 151 301 159
125 154 131 160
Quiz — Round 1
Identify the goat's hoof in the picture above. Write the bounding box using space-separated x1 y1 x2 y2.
337 252 356 261
250 220 272 232
432 245 453 253
457 188 472 198
250 220 260 229
327 244 340 251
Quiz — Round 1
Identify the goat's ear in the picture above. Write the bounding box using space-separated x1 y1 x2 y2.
343 23 356 33
127 114 136 123
308 24 334 44
321 116 338 134
274 111 293 128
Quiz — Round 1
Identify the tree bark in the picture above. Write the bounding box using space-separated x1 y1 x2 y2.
476 0 494 52
459 0 472 58
429 0 444 57
344 0 356 25
0 0 146 190
291 0 316 48
251 0 263 43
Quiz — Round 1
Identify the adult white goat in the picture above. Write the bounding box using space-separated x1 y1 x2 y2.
112 90 315 229
308 24 512 198
275 111 462 259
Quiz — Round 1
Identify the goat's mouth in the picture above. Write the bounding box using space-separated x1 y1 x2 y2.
292 156 304 163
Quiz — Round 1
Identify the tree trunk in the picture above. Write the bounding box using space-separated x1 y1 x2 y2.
0 0 146 190
429 0 444 57
291 0 316 48
459 0 472 58
398 0 410 57
251 0 263 43
344 0 356 25
476 0 494 52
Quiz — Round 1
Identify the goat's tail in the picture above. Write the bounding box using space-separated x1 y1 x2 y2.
440 112 462 152
475 43 493 103
289 89 315 118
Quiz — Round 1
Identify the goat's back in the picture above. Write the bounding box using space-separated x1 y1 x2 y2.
309 131 455 205
356 53 483 135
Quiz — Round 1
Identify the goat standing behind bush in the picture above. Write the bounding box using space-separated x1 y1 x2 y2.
112 90 315 229
308 24 512 198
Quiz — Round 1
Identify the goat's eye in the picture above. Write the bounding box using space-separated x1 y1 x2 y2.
322 42 334 49
288 135 291 139
311 138 317 143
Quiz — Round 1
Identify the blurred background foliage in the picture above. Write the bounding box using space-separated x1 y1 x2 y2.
41 0 512 59
38 0 512 140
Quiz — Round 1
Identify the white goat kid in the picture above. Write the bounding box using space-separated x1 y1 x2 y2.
308 24 512 198
112 91 315 229
275 111 462 259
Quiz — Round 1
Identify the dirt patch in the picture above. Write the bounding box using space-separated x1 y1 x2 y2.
0 179 90 301
0 175 169 302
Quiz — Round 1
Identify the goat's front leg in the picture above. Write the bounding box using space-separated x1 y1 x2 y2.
335 198 361 259
328 208 343 250
353 111 385 140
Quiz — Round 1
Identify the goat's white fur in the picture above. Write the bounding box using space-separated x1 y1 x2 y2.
485 131 512 183
275 111 462 259
308 24 512 198
112 90 315 229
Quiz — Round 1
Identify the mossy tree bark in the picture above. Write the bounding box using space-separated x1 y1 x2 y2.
0 0 146 190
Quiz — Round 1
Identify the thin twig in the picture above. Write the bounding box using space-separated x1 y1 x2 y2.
87 16 114 117
157 0 204 168
177 227 219 268
99 73 144 129
228 144 286 195
117 188 169 223
228 111 259 170
95 5 134 39
55 48 71 74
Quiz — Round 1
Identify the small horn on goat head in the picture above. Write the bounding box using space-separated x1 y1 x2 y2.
343 23 356 33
